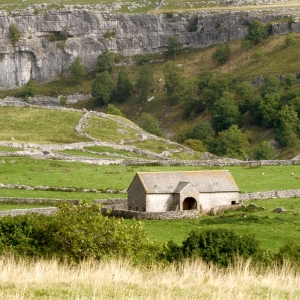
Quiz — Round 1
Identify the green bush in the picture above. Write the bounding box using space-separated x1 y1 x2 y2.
47 28 68 42
275 243 300 268
9 24 21 46
21 79 35 100
103 28 116 39
212 44 231 65
0 203 162 264
181 229 259 266
139 113 163 137
183 139 206 152
69 56 86 84
253 141 276 160
106 104 123 116
60 96 67 106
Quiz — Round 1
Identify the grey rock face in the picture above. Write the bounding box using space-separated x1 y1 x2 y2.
0 8 299 88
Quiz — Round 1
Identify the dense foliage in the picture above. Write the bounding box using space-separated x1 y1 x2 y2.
139 112 163 137
212 44 231 65
0 203 161 263
1 208 300 269
69 56 86 84
178 70 300 159
95 48 115 73
92 71 113 105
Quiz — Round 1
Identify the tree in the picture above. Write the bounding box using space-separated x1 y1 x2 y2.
253 141 276 160
261 75 281 96
212 44 231 65
91 71 113 105
285 33 296 48
245 19 267 44
95 48 115 73
166 36 182 59
235 81 256 113
114 70 133 102
106 104 123 116
190 122 215 152
139 113 163 137
274 105 300 147
164 61 186 105
283 74 296 89
212 92 241 132
136 65 154 101
216 125 249 159
69 56 86 84
241 39 252 59
202 77 229 107
198 71 214 92
258 92 281 127
9 24 21 46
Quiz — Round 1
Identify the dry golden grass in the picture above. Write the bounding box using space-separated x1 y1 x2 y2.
1 256 300 299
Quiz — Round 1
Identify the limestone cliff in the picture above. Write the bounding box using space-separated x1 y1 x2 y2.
0 8 299 88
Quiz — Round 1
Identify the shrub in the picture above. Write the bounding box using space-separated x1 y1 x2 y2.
0 203 161 264
183 139 206 152
69 56 86 84
60 96 67 106
166 36 182 59
47 28 68 42
187 15 198 32
253 141 276 160
275 243 300 268
245 19 267 44
103 28 116 39
181 228 259 266
139 113 163 137
21 79 35 100
212 44 230 65
9 24 21 46
106 104 123 116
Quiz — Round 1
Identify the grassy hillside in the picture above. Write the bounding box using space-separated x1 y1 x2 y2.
1 33 300 158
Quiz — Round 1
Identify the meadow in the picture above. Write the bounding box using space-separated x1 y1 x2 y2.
0 256 299 299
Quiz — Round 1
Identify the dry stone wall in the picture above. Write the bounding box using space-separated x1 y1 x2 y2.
0 8 300 88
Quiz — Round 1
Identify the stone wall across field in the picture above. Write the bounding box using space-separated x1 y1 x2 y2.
1 189 300 219
0 207 57 217
239 189 300 201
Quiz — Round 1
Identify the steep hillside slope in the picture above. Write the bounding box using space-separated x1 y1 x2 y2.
0 7 300 88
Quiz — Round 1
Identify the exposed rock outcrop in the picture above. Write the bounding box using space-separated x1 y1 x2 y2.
0 8 300 88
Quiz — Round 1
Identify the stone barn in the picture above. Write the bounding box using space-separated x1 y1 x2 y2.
127 170 239 212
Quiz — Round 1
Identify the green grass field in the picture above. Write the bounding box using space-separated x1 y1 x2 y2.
0 158 299 193
0 0 158 13
142 197 300 251
0 107 88 144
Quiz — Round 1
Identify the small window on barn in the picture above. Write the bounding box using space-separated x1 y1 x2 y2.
136 206 138 211
143 207 146 212
231 201 236 205
129 206 131 210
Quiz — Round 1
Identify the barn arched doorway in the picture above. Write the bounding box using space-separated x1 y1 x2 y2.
182 197 197 210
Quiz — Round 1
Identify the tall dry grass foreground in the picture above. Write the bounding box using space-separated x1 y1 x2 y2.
0 256 300 300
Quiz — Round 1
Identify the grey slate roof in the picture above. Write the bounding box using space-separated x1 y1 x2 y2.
135 170 239 194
